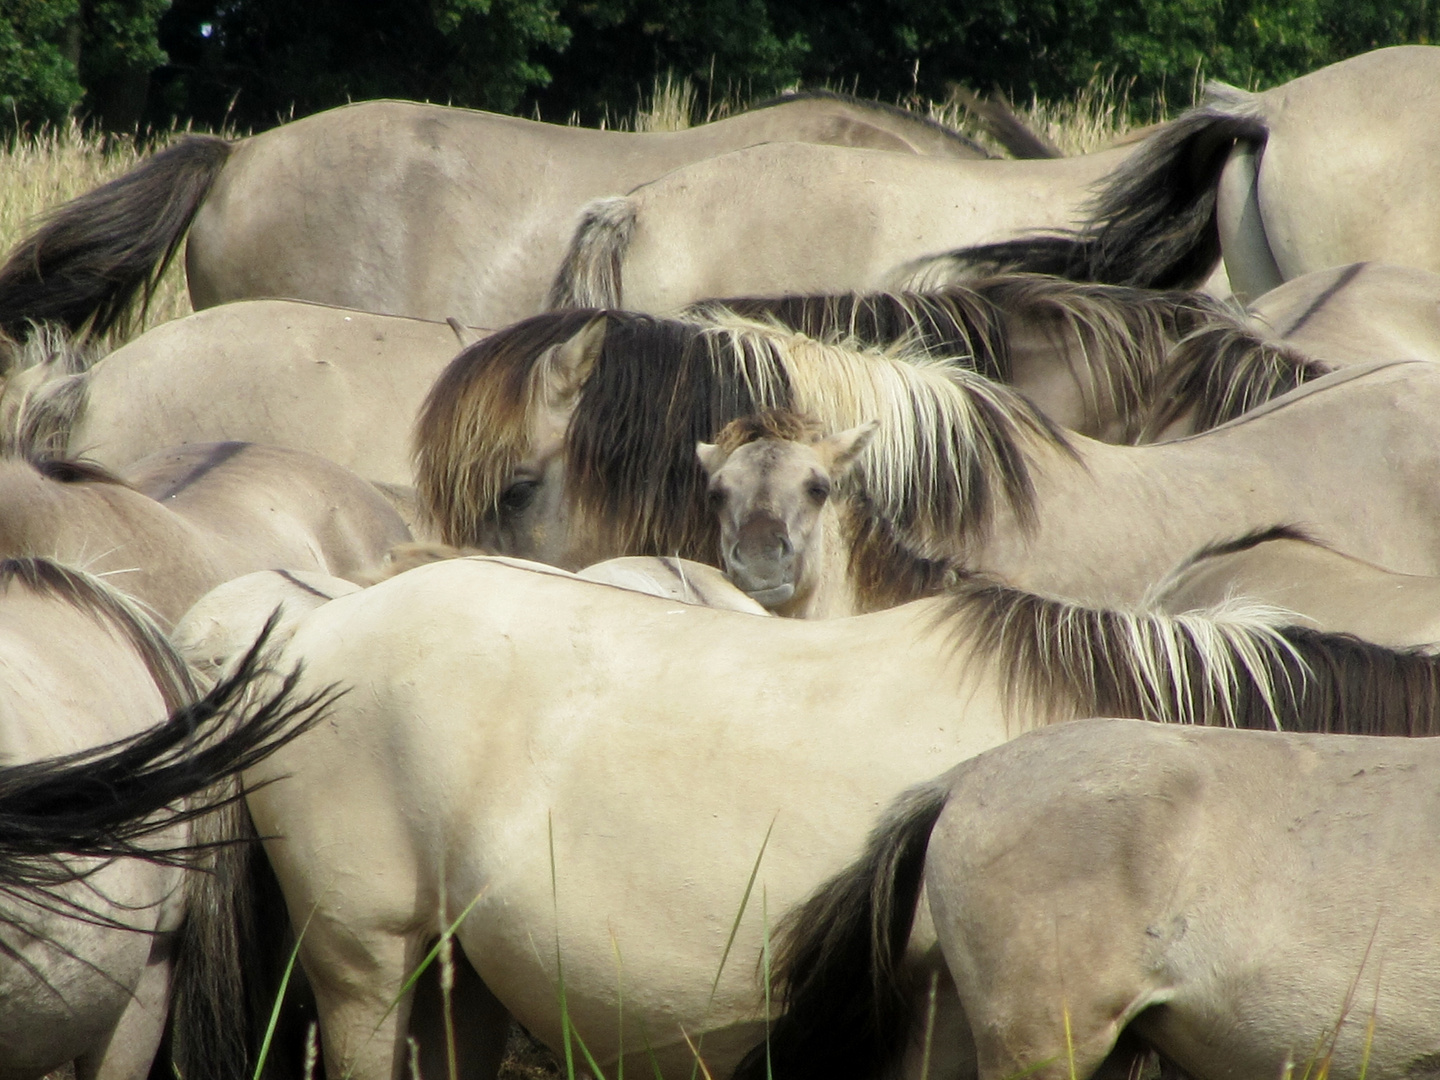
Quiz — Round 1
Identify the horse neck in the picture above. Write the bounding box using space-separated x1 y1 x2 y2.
972 367 1432 605
998 309 1135 441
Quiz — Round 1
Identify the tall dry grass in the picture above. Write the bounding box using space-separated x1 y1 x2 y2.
0 120 193 346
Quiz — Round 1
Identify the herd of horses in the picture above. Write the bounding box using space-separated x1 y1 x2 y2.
3 41 1440 1080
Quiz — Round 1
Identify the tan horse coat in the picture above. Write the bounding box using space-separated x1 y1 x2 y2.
244 556 1439 1080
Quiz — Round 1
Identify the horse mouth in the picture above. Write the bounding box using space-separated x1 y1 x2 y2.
745 583 795 607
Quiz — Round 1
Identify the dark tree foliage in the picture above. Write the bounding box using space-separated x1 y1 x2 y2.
150 0 571 129
2 0 1436 134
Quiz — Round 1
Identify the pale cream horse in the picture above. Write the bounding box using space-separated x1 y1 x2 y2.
750 718 1440 1080
921 47 1440 302
235 556 1440 1080
0 442 410 623
544 142 1133 312
0 556 327 1080
0 300 472 491
0 94 983 340
415 313 1440 607
1150 527 1440 652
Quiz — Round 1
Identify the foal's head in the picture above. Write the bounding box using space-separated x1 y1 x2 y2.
697 410 876 615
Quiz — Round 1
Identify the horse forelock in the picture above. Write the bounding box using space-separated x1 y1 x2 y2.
0 557 197 712
564 316 793 561
941 578 1440 737
712 408 824 455
413 308 604 546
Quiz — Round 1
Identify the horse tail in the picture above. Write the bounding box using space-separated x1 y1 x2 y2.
159 627 339 1080
909 85 1269 289
0 134 232 339
1139 321 1331 439
732 781 950 1080
546 196 637 309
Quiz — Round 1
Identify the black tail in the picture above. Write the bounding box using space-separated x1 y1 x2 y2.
0 135 232 339
915 94 1269 289
732 782 950 1080
0 617 333 888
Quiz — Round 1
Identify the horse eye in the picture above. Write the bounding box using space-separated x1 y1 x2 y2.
706 487 726 509
806 480 831 504
500 480 539 514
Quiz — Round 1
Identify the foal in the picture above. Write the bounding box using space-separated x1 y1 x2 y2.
699 410 961 618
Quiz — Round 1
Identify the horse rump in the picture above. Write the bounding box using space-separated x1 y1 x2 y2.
902 88 1269 291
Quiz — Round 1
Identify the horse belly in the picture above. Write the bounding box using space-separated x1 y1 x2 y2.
0 864 178 1079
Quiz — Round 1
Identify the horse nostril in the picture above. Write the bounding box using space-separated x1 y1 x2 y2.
777 534 793 558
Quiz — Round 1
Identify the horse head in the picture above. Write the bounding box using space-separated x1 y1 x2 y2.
698 410 875 615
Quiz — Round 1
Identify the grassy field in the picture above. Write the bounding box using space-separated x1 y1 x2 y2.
0 79 1141 355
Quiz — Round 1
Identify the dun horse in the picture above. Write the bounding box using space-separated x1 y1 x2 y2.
234 555 1440 1080
745 717 1440 1080
924 46 1440 301
0 94 982 338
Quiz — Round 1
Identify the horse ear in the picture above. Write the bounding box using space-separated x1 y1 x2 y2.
819 421 879 478
696 441 727 478
542 316 607 406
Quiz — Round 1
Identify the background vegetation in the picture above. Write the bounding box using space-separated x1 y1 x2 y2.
1 0 1436 135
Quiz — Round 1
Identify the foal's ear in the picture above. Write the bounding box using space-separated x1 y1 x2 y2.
542 316 607 407
818 421 879 478
695 441 728 478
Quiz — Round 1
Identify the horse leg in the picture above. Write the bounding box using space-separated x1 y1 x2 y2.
74 937 174 1080
407 944 510 1080
304 925 426 1080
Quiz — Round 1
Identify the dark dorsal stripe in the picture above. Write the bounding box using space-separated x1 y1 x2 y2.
1274 262 1366 339
145 441 249 502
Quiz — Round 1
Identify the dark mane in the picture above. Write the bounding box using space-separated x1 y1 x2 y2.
944 573 1440 736
0 557 197 712
565 318 792 560
843 498 965 610
1140 323 1332 438
745 89 990 157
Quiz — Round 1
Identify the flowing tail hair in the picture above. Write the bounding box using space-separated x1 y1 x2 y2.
907 85 1268 290
0 135 232 340
546 196 637 309
732 781 950 1080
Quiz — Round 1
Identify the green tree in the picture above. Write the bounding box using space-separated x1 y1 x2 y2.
0 0 84 129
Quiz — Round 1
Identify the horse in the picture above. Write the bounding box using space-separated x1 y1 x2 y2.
0 300 471 491
1151 525 1440 652
0 94 984 341
232 555 1440 1080
697 410 906 617
543 141 1133 314
745 716 1440 1080
412 312 1440 607
0 556 329 1080
919 46 1440 302
0 442 410 624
